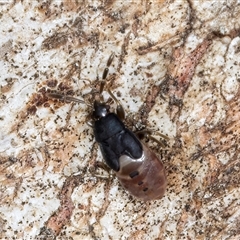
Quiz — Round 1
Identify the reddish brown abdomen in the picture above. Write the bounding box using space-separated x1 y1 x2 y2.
115 144 167 201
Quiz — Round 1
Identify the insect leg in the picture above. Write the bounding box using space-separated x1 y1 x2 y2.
107 89 125 121
135 129 169 148
89 161 113 179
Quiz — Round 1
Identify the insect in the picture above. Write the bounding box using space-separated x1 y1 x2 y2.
47 53 167 201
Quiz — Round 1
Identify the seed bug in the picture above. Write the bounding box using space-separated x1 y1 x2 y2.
47 53 167 201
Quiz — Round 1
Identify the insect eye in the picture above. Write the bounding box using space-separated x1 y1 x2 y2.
129 171 139 178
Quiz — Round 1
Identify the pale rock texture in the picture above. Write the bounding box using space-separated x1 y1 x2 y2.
0 1 239 239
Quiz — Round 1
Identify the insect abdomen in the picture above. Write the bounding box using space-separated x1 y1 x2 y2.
116 144 167 201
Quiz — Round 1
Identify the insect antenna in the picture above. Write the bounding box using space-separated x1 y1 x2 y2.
46 92 92 106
